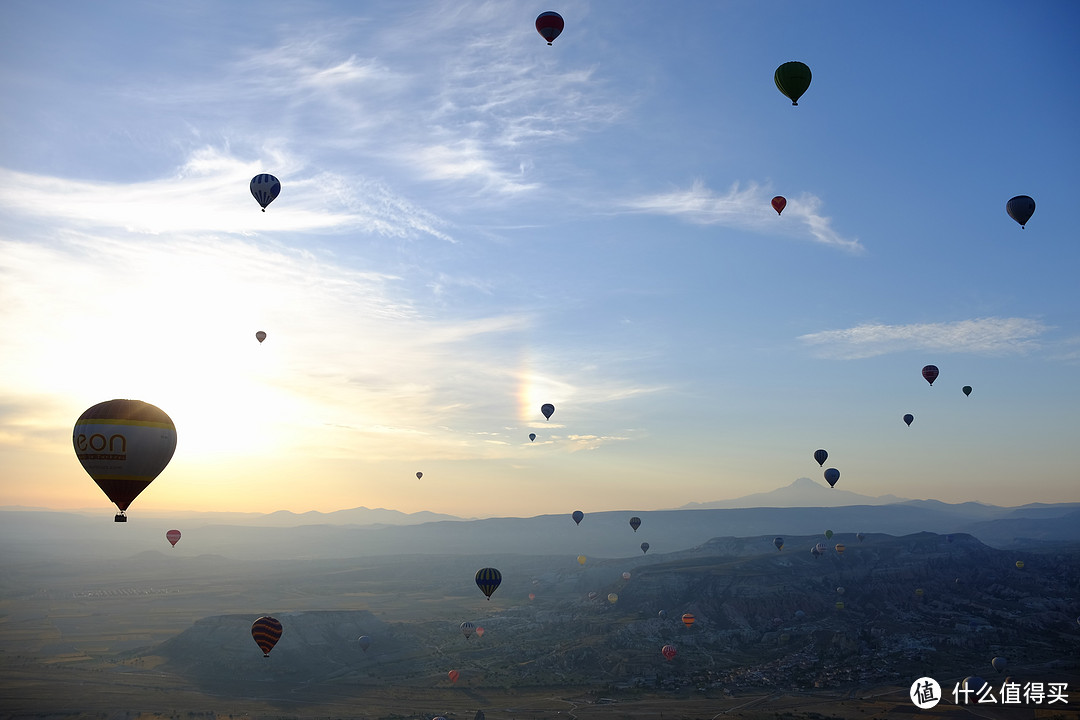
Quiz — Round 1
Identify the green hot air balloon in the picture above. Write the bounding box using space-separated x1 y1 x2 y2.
775 61 812 106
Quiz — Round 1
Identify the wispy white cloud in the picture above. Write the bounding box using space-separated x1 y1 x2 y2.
626 180 863 253
798 318 1048 359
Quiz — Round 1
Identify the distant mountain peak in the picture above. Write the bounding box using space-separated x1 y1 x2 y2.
678 477 909 510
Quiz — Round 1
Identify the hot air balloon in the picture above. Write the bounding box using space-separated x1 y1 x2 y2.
771 196 787 215
835 601 845 610
774 537 784 551
963 385 972 396
814 449 828 466
815 542 828 555
577 555 586 565
962 676 988 703
658 610 667 618
475 626 484 638
416 471 423 480
528 592 536 600
915 588 925 598
358 635 371 652
835 543 846 555
946 534 954 543
73 399 177 521
166 529 181 547
836 586 845 595
535 11 564 45
251 616 283 657
622 571 631 580
607 593 618 604
629 516 641 532
903 413 914 427
922 364 939 386
1006 195 1035 228
824 529 834 540
681 613 695 628
992 657 1007 673
572 510 584 525
250 174 281 212
448 669 460 683
1015 560 1025 569
661 644 677 660
640 542 650 554
541 403 555 420
811 545 821 559
475 568 501 600
775 61 812 106
856 532 865 542
824 468 840 488
461 621 474 639
529 433 536 441
255 331 266 343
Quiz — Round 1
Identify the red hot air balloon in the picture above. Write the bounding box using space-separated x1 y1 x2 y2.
922 365 939 386
661 644 677 660
73 399 177 522
535 11 564 45
251 616 283 657
771 196 787 215
448 669 460 683
166 529 181 547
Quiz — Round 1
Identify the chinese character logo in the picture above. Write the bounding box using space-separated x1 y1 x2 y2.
911 677 942 709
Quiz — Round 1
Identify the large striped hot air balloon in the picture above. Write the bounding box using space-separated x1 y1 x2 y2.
681 613 695 628
475 567 502 600
251 616 283 657
73 399 177 521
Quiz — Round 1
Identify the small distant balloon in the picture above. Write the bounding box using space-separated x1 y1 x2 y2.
416 471 423 480
774 537 784 551
771 196 787 215
475 567 502 600
1015 560 1025 569
528 592 536 601
607 593 618 604
681 613 695 628
903 413 914 427
535 11 564 45
774 61 812 106
629 516 641 532
622 571 631 580
251 616 283 657
577 555 587 565
824 529 834 540
836 586 845 595
661 644 677 661
915 588 925 597
813 449 828 467
448 669 460 683
358 635 371 652
658 610 667 618
856 532 865 542
255 331 266 343
815 542 828 555
1006 195 1035 228
963 385 972 397
166 529 181 547
475 626 484 638
835 543 846 555
640 542 650 554
250 174 281 212
824 468 840 488
922 364 939 386
992 656 1007 673
541 403 555 420
461 621 474 639
529 433 536 441
572 510 584 525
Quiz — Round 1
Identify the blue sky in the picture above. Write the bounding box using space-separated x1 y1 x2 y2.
1 1 1077 516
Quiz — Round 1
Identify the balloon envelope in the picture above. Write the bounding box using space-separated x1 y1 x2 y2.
992 656 1007 673
358 635 371 652
824 529 834 540
460 621 474 638
774 537 784 550
251 616 283 657
640 542 650 554
823 468 840 488
903 413 914 426
922 364 939 386
541 403 555 420
661 644 677 660
629 516 641 532
166 529 181 547
448 669 459 683
416 471 423 480
535 11 564 45
622 571 631 580
813 449 828 466
771 196 787 215
607 593 618 604
475 568 501 599
250 174 281 211
529 433 536 441
835 543 846 554
577 555 586 565
1015 560 1025 569
681 613 695 628
572 510 584 525
963 385 972 396
1006 195 1035 228
475 626 484 637
856 532 865 542
774 61 812 105
255 331 266 343
74 399 177 515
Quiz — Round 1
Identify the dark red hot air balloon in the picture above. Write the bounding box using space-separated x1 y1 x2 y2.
922 365 939 386
661 644 677 660
771 196 786 215
535 11 564 45
251 616 283 657
166 529 181 547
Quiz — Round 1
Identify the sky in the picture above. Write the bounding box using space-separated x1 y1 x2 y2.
1 1 1078 517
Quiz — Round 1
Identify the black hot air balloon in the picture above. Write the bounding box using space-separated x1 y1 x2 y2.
903 413 914 426
640 542 650 554
813 449 828 466
774 61 812 105
571 510 583 525
541 403 555 420
1006 195 1035 228
824 467 840 488
628 516 641 532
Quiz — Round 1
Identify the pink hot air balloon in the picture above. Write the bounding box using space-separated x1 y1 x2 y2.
661 644 677 660
166 529 181 547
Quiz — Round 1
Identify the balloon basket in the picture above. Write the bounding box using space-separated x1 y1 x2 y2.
114 513 127 523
